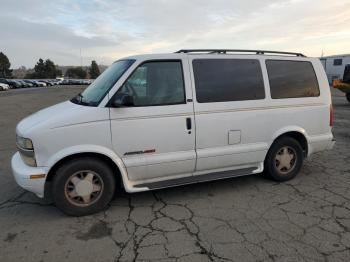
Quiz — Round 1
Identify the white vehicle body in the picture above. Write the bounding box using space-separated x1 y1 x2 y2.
12 50 334 199
36 81 47 87
0 83 10 90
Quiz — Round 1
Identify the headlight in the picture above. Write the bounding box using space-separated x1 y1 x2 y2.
16 135 36 167
20 153 37 167
16 135 33 150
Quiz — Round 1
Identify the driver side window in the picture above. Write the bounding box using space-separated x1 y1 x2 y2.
117 60 186 106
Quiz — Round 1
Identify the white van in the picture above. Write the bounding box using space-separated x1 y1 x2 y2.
12 49 335 216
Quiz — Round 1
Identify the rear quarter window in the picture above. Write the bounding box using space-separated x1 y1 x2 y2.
266 60 320 99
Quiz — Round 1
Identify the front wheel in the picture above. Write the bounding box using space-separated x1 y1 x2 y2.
264 137 303 182
52 157 116 216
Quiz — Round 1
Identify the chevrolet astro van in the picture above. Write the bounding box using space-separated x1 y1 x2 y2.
12 49 335 216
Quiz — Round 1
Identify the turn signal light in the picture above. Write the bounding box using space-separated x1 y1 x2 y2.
30 174 46 179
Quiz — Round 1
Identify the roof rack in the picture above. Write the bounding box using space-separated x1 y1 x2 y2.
175 49 306 57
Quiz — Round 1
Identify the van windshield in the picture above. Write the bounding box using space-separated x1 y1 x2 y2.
71 59 135 106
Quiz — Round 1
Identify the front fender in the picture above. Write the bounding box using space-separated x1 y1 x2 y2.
45 145 138 193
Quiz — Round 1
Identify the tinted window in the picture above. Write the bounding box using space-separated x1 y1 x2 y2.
116 61 185 106
334 59 342 66
193 59 265 103
266 60 320 99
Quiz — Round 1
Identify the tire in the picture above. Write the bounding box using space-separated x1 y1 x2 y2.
346 93 350 103
52 157 116 216
264 136 303 182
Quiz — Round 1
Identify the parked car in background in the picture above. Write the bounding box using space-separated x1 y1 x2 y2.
59 79 91 85
24 80 39 87
0 83 10 91
0 78 78 89
70 79 80 85
38 80 53 86
0 78 93 88
82 80 93 85
7 80 21 89
49 80 59 85
47 80 55 86
26 81 34 88
34 81 46 87
60 79 69 85
17 80 34 88
15 80 26 88
0 78 15 89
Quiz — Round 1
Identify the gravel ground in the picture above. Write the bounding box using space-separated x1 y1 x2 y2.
0 86 349 262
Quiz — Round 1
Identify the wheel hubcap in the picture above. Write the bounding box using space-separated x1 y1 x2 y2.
65 171 104 206
275 146 297 174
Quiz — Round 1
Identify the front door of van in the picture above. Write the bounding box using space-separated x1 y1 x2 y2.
109 59 196 182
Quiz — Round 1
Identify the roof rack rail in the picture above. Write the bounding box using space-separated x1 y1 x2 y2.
175 49 306 57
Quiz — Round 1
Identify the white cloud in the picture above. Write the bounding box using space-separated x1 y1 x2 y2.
0 0 349 67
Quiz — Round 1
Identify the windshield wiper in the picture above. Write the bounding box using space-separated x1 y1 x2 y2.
77 93 84 103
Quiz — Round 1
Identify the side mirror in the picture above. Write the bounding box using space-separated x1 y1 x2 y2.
110 93 134 107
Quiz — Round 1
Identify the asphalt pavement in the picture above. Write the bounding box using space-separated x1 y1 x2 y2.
0 86 349 262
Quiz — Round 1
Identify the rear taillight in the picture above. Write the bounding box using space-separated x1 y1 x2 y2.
330 104 333 127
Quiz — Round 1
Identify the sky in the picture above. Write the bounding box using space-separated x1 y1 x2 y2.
0 0 349 68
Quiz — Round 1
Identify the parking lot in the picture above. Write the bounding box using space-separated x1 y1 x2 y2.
0 86 350 262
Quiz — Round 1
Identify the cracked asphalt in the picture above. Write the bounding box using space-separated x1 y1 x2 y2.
0 86 350 262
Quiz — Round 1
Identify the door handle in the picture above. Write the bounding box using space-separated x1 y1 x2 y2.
186 117 192 130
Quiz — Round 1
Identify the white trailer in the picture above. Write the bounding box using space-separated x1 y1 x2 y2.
320 54 350 83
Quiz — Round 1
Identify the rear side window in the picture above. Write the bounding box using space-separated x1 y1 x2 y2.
266 60 320 99
193 59 265 103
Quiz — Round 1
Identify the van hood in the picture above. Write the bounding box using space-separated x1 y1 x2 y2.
16 101 80 136
16 101 109 137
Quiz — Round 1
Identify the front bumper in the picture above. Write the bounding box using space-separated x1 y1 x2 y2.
11 152 48 198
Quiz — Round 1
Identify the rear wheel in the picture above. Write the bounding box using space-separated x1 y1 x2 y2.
52 157 116 216
346 92 350 103
264 136 303 182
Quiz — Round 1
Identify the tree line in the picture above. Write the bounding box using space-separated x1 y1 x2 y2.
0 51 101 79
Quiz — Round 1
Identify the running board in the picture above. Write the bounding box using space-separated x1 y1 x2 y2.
133 167 257 190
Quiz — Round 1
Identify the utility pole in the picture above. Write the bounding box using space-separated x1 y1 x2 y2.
80 48 82 67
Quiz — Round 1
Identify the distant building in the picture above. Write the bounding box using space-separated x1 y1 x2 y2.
320 54 350 83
